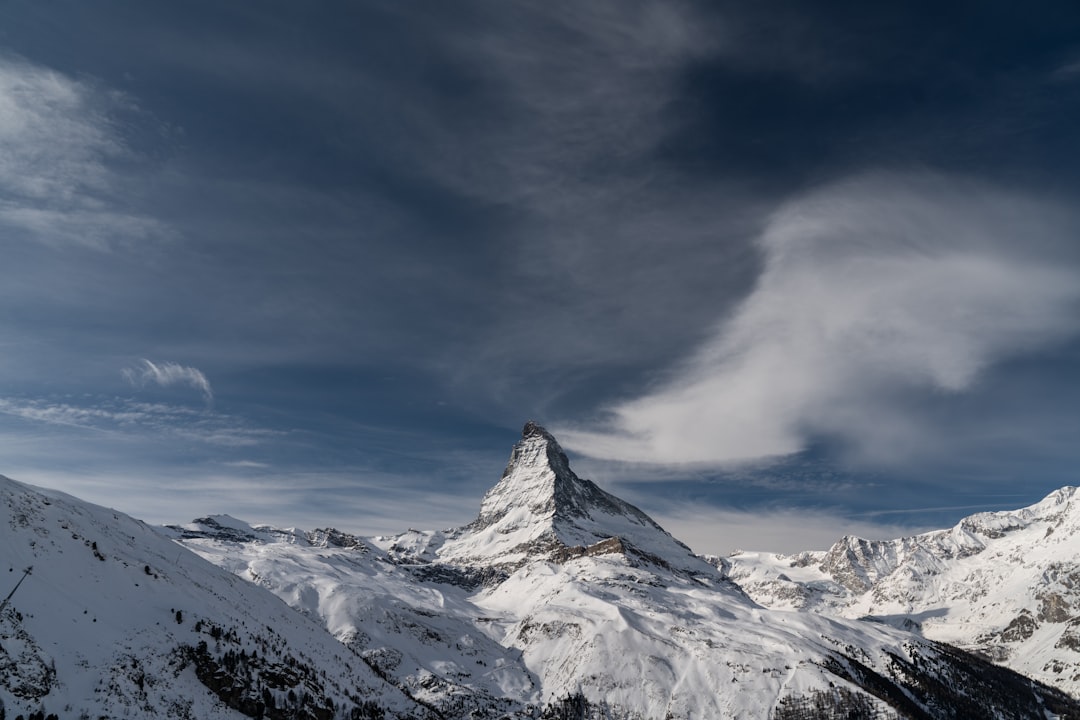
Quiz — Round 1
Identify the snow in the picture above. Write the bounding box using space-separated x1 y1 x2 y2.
431 423 712 576
168 425 1080 717
5 422 1079 717
728 486 1080 696
186 522 938 717
0 473 422 719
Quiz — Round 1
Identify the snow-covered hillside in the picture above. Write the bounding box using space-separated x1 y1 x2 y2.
169 515 539 718
172 423 1080 719
0 474 426 719
726 486 1080 698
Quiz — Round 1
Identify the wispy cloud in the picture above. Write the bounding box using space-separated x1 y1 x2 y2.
123 359 213 403
561 172 1080 466
0 398 136 432
222 460 271 469
375 2 764 406
0 54 167 248
429 1 713 204
0 396 274 447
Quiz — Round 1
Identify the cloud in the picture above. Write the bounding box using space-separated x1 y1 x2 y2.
370 2 765 407
0 396 278 448
560 172 1080 465
0 398 134 432
0 54 167 248
124 359 213 403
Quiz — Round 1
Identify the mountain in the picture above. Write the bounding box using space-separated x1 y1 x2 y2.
725 486 1080 698
171 422 1080 719
383 420 712 575
0 473 428 719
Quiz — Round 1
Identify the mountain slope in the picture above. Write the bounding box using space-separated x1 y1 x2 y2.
169 517 541 719
0 474 427 720
726 486 1080 697
173 423 1080 719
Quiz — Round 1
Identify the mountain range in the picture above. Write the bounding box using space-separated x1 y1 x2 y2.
725 485 1080 698
1 422 1078 718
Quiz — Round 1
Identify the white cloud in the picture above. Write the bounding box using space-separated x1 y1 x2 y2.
561 172 1080 465
124 359 213 403
0 54 166 248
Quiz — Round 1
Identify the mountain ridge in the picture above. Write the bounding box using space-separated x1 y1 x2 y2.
727 484 1080 696
0 473 426 719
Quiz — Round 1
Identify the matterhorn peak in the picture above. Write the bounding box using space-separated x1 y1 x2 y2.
518 421 576 476
502 420 575 485
435 421 709 573
521 419 551 439
477 420 634 530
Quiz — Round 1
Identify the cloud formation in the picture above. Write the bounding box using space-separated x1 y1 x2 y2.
0 54 166 248
561 173 1080 465
381 1 761 405
123 359 214 403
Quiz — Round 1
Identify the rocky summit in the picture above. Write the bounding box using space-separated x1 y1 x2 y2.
430 421 710 574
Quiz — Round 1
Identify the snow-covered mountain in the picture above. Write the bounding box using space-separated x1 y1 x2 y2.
0 473 428 719
380 421 712 575
170 423 1080 719
725 486 1080 699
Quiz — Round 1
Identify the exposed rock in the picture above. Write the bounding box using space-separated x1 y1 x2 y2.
1056 620 1080 653
1039 592 1073 624
308 528 368 550
1000 611 1039 643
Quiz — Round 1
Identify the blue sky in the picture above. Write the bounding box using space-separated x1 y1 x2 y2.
2 1 1080 552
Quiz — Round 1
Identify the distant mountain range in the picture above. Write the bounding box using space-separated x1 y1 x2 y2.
2 422 1079 718
725 484 1080 699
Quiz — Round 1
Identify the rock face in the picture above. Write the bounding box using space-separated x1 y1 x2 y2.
727 485 1080 697
170 424 1080 719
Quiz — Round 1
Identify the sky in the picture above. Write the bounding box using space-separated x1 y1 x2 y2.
2 1 1080 554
